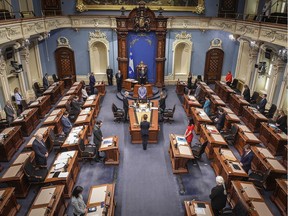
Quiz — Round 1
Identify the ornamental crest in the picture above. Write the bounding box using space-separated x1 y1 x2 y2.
89 30 107 39
133 1 151 32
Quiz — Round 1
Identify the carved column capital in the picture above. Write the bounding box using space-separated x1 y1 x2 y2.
20 46 30 63
0 54 6 76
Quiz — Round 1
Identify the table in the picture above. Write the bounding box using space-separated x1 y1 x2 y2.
184 200 213 216
270 179 287 216
27 185 66 216
128 101 159 144
0 187 20 216
210 94 226 114
211 147 248 190
45 150 80 198
62 126 89 152
29 95 51 118
176 81 186 95
123 79 138 91
94 82 106 95
86 184 115 216
229 94 250 116
56 95 73 109
214 81 235 103
251 146 286 190
99 136 120 165
42 108 65 134
222 107 241 131
259 122 288 156
25 126 55 153
82 95 100 118
229 180 273 216
191 107 213 135
43 81 64 104
11 108 39 136
242 106 268 133
65 82 82 99
182 95 202 117
0 126 24 161
198 81 215 100
199 125 227 160
74 108 95 136
168 134 194 174
133 84 153 98
0 151 34 198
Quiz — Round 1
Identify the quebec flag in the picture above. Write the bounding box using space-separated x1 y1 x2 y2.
128 52 135 78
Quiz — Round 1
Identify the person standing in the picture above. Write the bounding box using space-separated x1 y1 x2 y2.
194 82 201 99
71 96 83 116
61 112 73 135
209 176 227 216
106 67 113 86
138 84 147 103
43 73 49 90
192 75 202 89
4 100 16 125
140 114 150 150
203 95 211 116
81 84 88 101
257 94 267 114
32 133 48 166
159 91 166 121
115 70 123 92
240 144 254 173
184 119 194 147
242 84 251 102
14 87 23 114
89 72 96 95
123 91 129 122
93 120 103 162
276 110 287 134
71 186 87 216
225 71 233 86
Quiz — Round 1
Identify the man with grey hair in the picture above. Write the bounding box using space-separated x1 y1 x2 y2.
32 133 48 166
4 100 16 125
123 91 129 122
209 176 227 216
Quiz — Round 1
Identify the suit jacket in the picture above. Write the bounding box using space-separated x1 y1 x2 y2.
106 69 113 78
276 115 287 133
216 113 226 131
258 98 267 113
115 73 123 84
243 88 250 102
61 116 72 134
71 100 82 112
4 105 15 124
209 185 227 210
32 139 48 165
140 121 150 136
43 76 49 90
240 150 254 173
159 98 166 111
123 97 129 110
89 75 96 87
93 125 103 146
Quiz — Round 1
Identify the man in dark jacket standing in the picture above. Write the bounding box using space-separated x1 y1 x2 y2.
240 144 254 173
115 70 123 92
123 91 129 122
93 120 103 162
43 73 49 90
209 176 227 216
32 133 48 166
106 67 113 86
89 72 96 95
140 114 150 150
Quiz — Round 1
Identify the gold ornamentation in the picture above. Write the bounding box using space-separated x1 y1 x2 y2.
195 4 205 14
76 2 87 12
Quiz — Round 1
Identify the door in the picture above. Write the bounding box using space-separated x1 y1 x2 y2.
204 48 224 84
218 0 239 18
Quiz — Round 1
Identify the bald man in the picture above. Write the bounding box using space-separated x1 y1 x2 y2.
32 134 48 166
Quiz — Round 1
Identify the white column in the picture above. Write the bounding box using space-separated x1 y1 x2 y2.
246 46 259 85
234 39 245 78
20 46 32 86
14 50 28 93
276 66 287 109
251 47 262 92
0 54 11 101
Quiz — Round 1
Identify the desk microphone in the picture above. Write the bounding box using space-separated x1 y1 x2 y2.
241 187 247 193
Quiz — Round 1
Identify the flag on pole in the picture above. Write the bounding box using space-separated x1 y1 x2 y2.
128 52 135 78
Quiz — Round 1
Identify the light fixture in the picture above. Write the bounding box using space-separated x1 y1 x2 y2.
229 34 236 41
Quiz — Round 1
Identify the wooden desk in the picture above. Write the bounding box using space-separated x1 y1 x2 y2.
133 84 153 98
214 81 235 103
211 147 248 190
99 136 119 165
229 94 250 116
282 145 287 168
123 79 138 91
198 81 215 100
29 95 51 118
43 108 65 134
128 101 159 144
184 200 213 216
168 134 194 174
222 108 241 131
86 184 115 216
183 95 202 117
234 124 261 155
25 126 55 153
251 146 286 190
176 81 186 95
56 95 73 109
45 150 80 198
271 179 287 216
27 185 66 216
74 108 95 136
11 108 39 136
210 94 226 114
259 122 288 156
199 125 227 160
62 76 75 89
62 126 89 152
94 82 106 95
0 187 20 216
0 126 24 161
191 107 213 135
0 151 34 198
65 82 82 99
82 95 100 118
43 82 63 104
242 106 268 133
229 180 273 216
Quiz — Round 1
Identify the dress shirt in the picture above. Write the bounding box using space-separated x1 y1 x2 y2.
14 92 23 105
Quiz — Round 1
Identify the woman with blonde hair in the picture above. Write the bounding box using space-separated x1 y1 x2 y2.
209 176 227 216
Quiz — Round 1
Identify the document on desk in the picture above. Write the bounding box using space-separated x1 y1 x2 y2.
55 163 66 170
211 134 225 143
179 145 192 156
102 137 113 148
34 187 56 205
76 115 87 122
59 151 75 160
176 136 187 145
221 149 236 161
90 185 107 204
58 172 69 178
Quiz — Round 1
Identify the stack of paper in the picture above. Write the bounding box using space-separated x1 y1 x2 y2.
59 151 75 159
176 136 187 145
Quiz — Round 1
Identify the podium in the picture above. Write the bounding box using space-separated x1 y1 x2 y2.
136 61 147 84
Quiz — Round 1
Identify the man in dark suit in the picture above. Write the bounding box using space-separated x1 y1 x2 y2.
240 144 254 173
106 67 113 86
159 92 166 121
209 176 227 216
93 120 103 162
61 112 73 135
32 134 48 166
214 108 226 132
123 91 129 122
276 110 287 134
115 70 123 92
4 100 16 125
140 114 150 150
257 94 267 114
70 96 82 116
89 72 96 95
43 73 49 90
242 84 250 102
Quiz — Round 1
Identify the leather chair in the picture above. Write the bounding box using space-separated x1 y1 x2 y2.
49 129 66 152
78 139 96 164
248 168 271 190
192 141 208 159
23 161 48 183
112 103 125 123
250 91 260 105
163 104 176 123
230 78 238 89
33 82 44 97
264 104 277 119
52 74 59 82
222 123 239 145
